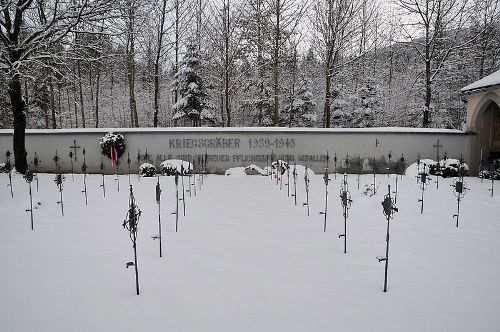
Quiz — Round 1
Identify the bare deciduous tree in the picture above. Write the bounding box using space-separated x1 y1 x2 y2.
311 0 364 128
266 0 307 126
396 0 476 127
0 0 114 173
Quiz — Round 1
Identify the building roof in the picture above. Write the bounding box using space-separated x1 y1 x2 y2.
462 69 500 93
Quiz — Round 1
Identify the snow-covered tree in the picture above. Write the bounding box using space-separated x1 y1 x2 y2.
330 78 382 128
282 78 318 127
172 44 215 126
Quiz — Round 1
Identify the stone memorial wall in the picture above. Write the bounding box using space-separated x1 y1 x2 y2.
0 127 471 174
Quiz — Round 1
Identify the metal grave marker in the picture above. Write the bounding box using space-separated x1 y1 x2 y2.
123 185 141 295
24 168 35 230
81 148 88 205
152 176 163 257
376 184 398 293
320 152 331 232
5 151 13 198
338 174 353 253
417 163 431 214
303 164 310 216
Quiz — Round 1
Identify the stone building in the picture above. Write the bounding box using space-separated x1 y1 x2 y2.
462 69 500 174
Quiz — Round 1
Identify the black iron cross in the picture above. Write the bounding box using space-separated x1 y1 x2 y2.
433 139 443 162
70 140 81 161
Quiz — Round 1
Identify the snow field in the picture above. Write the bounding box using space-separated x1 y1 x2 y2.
0 167 499 332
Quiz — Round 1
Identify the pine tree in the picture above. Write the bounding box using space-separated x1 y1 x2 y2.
283 78 318 127
172 44 215 126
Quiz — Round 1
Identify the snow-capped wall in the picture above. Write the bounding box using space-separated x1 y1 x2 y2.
0 127 470 174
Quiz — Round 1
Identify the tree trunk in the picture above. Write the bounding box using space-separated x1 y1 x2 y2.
72 81 79 128
127 52 138 127
324 72 332 128
89 63 95 126
173 0 180 126
479 38 487 78
153 60 160 127
57 82 62 128
154 0 168 127
424 58 431 127
77 58 86 128
43 94 49 129
288 44 298 128
127 1 139 127
95 62 101 128
9 75 28 173
224 0 231 127
110 70 114 114
422 7 431 128
220 92 225 126
66 86 73 127
43 69 49 129
49 75 57 129
272 0 280 126
257 0 263 127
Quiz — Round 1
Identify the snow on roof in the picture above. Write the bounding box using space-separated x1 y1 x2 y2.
461 69 500 93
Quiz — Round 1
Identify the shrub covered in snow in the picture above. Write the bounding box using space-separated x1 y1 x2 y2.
479 160 500 180
429 159 469 178
160 160 192 176
99 132 125 159
139 163 156 177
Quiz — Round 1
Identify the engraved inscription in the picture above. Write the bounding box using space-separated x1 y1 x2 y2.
248 138 295 149
169 138 240 149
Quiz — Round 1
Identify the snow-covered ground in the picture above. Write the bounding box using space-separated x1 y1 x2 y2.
1 166 499 332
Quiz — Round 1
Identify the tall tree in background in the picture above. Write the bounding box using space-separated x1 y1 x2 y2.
153 0 171 127
171 0 191 125
0 0 113 173
125 0 139 127
266 0 307 126
396 0 474 127
470 0 500 78
172 43 215 126
207 0 244 127
75 32 86 128
311 0 363 128
241 0 271 126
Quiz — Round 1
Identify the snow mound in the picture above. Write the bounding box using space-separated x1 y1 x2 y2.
225 167 246 176
160 159 193 175
405 159 436 177
227 164 315 177
244 164 267 176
